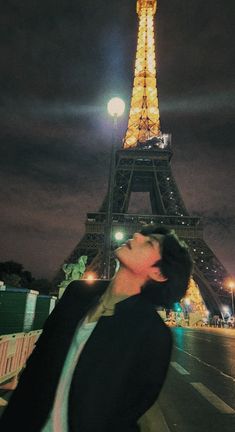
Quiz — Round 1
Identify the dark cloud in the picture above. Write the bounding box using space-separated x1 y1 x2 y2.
0 0 234 279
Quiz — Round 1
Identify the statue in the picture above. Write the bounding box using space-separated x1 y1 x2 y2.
58 255 88 298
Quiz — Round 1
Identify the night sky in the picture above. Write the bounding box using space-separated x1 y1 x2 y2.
0 0 234 281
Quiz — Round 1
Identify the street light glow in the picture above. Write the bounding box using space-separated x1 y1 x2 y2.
227 278 235 289
107 97 125 117
224 277 235 316
85 273 96 283
114 231 124 241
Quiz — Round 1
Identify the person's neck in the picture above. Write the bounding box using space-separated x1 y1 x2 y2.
108 265 146 297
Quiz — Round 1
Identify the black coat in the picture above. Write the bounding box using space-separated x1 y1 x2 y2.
0 280 172 432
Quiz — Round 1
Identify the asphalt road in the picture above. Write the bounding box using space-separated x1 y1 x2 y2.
158 327 235 432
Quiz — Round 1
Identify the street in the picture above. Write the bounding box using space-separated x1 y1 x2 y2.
158 327 235 432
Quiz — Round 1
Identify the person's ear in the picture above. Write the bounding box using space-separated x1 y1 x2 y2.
148 266 168 283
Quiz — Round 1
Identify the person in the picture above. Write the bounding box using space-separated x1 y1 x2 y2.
0 225 193 432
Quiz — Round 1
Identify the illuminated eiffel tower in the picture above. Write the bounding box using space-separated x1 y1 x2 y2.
59 0 231 314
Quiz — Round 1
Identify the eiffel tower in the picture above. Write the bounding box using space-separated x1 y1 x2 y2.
59 0 232 315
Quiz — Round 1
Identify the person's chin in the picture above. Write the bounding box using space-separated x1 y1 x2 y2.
114 247 126 263
114 247 122 259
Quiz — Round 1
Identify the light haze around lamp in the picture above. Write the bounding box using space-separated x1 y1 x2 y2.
85 272 96 284
223 305 230 314
107 97 125 118
114 231 124 241
226 278 235 316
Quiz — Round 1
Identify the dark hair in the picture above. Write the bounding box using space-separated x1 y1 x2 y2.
140 224 193 308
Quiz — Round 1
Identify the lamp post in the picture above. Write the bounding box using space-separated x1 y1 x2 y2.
103 97 125 280
107 97 125 130
227 279 235 316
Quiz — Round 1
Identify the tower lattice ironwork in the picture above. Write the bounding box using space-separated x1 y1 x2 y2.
124 0 160 148
57 0 232 315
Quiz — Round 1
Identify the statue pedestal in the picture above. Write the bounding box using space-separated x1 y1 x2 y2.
58 287 66 299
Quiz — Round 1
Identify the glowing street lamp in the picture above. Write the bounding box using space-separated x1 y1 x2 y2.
103 97 125 280
107 97 125 118
107 97 125 130
85 273 96 284
227 278 235 316
114 231 124 241
223 305 230 315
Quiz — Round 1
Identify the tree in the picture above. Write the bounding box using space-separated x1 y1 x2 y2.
0 261 24 277
0 261 33 288
1 273 21 288
0 261 53 295
21 270 34 287
29 279 52 295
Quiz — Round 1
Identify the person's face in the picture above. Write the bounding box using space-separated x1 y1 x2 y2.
115 232 167 282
